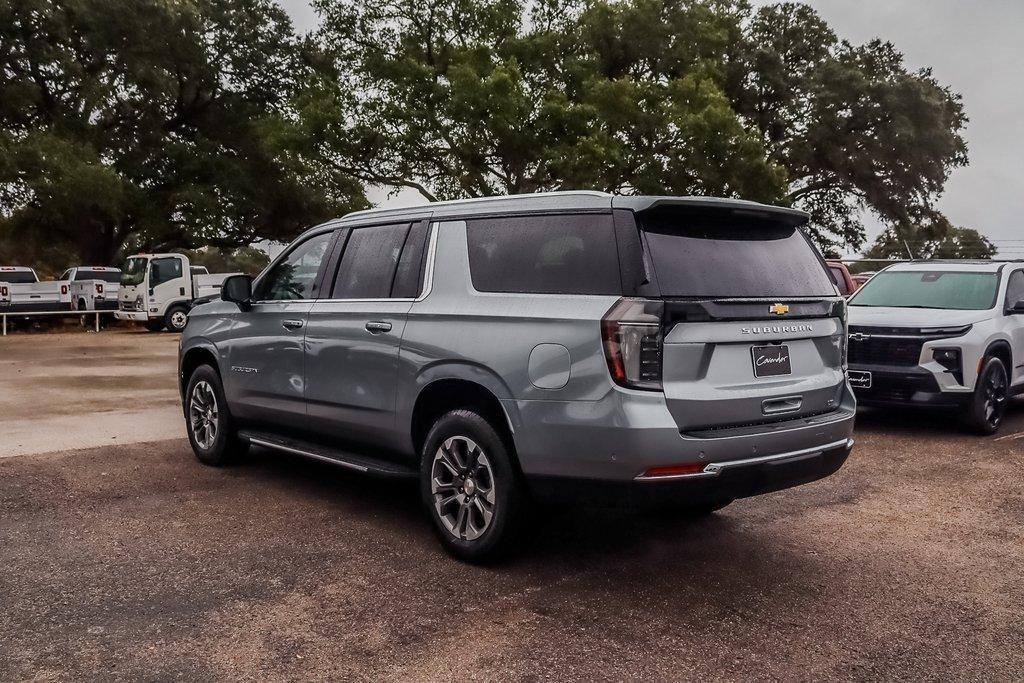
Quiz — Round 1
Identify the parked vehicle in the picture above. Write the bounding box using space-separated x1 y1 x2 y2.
178 192 856 561
847 260 1024 433
0 266 69 312
60 266 122 313
115 254 239 332
851 271 875 288
826 260 858 297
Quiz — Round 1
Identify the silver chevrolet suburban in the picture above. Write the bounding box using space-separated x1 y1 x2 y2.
178 192 855 561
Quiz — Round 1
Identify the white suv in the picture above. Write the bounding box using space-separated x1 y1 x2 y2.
847 261 1024 433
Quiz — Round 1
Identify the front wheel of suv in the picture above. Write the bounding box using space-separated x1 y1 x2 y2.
185 364 248 466
420 409 524 563
966 356 1009 435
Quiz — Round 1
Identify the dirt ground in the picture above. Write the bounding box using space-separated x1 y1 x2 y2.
1 331 1022 681
0 328 183 457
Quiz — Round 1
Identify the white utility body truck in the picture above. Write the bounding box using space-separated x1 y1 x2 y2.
115 253 239 332
59 266 123 313
0 266 70 312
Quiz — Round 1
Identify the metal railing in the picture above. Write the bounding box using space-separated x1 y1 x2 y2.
1 309 117 335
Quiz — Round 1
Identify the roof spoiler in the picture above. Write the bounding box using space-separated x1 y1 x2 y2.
613 196 809 228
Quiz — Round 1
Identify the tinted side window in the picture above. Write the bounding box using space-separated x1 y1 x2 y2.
391 221 431 298
150 258 183 287
466 214 620 295
331 224 410 299
1006 270 1024 307
255 231 332 301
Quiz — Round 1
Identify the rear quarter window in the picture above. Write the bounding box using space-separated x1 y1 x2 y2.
466 214 621 295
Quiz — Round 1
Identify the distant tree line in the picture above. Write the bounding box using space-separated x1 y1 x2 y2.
0 0 993 269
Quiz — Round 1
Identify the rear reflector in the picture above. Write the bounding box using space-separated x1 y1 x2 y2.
641 462 707 478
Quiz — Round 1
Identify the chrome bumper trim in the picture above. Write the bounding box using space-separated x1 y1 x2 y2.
635 438 854 481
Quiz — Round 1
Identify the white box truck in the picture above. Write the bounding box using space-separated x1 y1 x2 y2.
114 253 239 332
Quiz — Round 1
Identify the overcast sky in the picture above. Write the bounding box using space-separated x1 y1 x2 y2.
278 0 1024 257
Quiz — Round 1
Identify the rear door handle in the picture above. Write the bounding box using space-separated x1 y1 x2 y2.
282 319 304 330
365 321 392 334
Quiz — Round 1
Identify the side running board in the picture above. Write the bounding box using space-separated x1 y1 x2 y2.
238 430 417 479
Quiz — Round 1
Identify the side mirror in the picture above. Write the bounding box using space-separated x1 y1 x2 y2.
1010 298 1024 314
222 275 253 309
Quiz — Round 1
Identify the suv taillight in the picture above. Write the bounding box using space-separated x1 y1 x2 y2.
601 298 664 391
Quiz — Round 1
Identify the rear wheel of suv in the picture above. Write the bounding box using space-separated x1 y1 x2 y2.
966 356 1009 435
185 364 248 466
420 409 524 563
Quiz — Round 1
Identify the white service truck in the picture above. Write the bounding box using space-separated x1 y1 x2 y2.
114 253 239 332
0 266 70 312
59 266 123 313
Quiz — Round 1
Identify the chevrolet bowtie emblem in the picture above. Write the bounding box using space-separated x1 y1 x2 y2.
769 303 789 315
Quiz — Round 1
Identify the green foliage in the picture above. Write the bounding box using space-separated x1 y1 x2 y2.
312 0 969 252
311 0 786 202
182 246 271 276
866 222 998 260
728 3 969 250
0 0 366 266
1 0 979 263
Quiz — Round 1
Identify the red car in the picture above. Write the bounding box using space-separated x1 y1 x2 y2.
826 260 858 297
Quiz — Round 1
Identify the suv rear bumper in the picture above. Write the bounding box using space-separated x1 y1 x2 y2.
505 382 856 493
528 438 852 507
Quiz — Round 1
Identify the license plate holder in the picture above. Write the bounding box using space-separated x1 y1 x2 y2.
848 370 872 389
751 344 792 378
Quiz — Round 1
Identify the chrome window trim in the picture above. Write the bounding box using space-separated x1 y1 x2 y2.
303 221 440 305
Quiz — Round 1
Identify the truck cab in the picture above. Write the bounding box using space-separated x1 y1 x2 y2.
115 253 238 332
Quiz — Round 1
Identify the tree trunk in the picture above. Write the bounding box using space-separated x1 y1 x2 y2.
74 219 122 266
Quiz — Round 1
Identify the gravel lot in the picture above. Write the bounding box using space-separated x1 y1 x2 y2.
1 331 1022 681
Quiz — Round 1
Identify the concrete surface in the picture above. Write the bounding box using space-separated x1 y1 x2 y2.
0 329 183 457
1 332 1022 681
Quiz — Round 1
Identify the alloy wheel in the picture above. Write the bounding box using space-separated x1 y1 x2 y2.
189 380 219 450
431 436 496 541
983 365 1008 428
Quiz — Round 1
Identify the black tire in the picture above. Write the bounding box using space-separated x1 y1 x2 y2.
184 364 248 466
164 305 189 333
420 409 524 563
145 320 165 332
966 356 1009 435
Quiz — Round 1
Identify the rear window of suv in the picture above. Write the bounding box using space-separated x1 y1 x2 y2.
466 214 621 295
639 211 835 298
